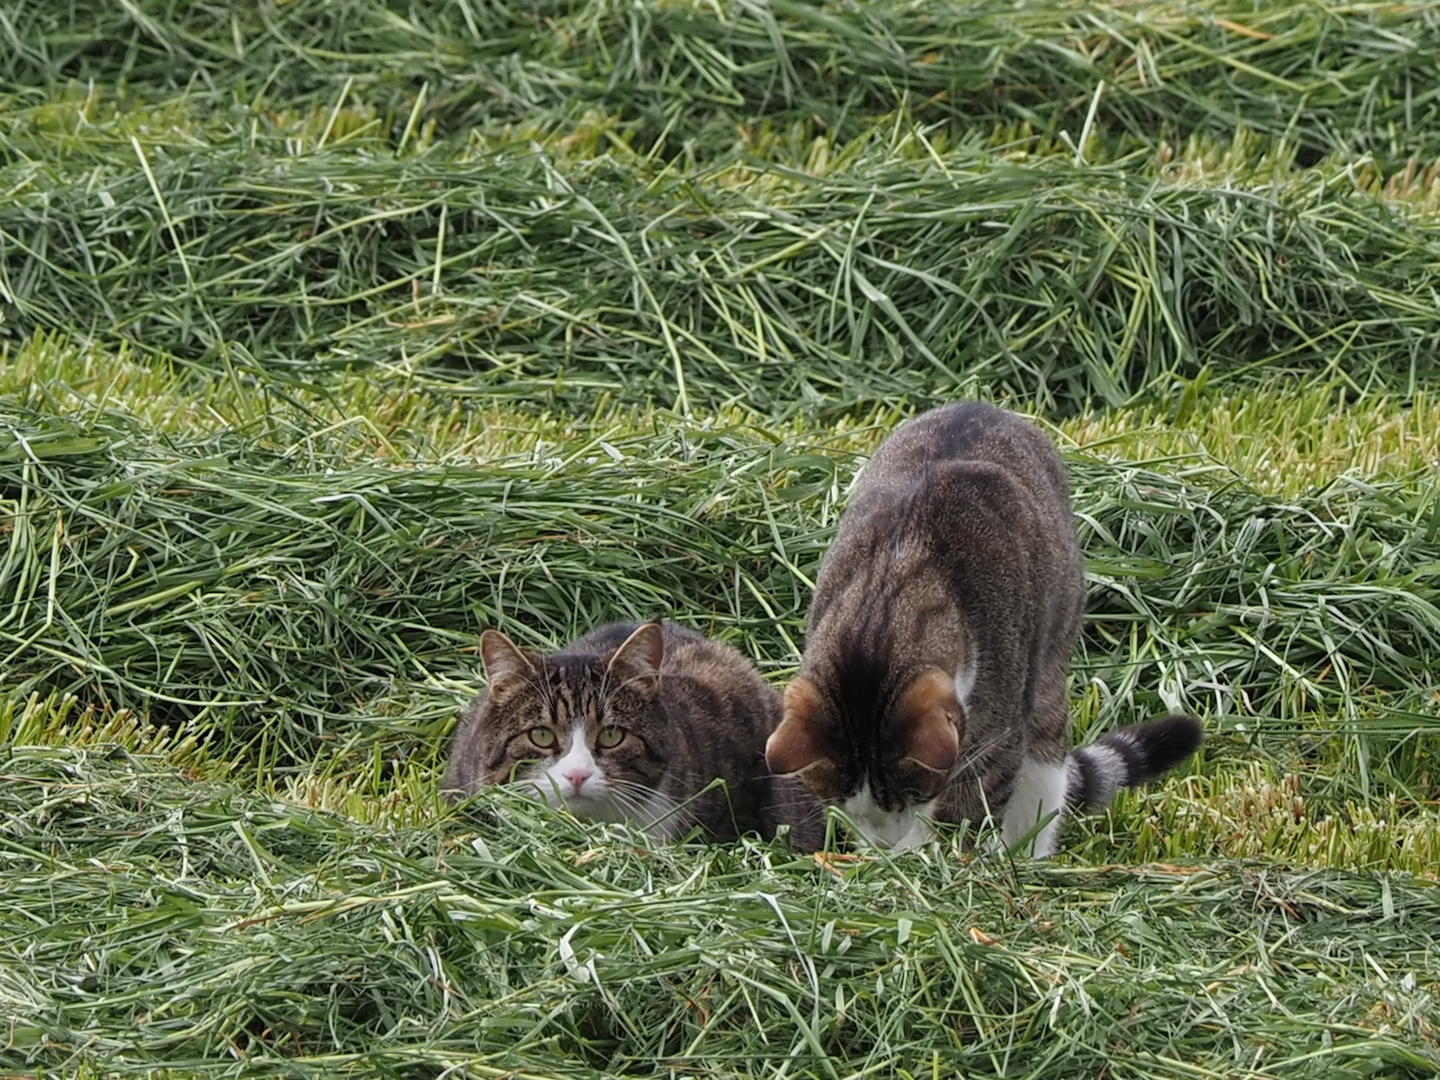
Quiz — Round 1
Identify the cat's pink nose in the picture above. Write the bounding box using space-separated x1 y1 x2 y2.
564 768 593 792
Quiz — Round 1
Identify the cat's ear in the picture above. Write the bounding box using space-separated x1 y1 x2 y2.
607 620 664 696
766 677 830 776
479 629 537 689
894 668 962 774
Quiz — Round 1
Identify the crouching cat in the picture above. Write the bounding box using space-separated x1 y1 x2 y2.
444 619 823 850
765 402 1202 856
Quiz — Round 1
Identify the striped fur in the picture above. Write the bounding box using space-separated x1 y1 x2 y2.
769 402 1203 855
444 619 824 849
1065 715 1205 812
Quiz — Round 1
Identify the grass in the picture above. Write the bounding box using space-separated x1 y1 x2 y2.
8 388 1440 779
7 106 1440 415
5 747 1440 1078
9 1 1440 164
4 0 1440 1076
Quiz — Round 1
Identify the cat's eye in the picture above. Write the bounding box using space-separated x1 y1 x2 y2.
528 727 557 749
596 726 626 749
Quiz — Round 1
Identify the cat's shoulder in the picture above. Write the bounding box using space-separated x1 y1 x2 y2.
659 621 746 670
861 402 1068 511
564 619 709 656
888 401 1055 456
550 619 772 700
657 622 773 693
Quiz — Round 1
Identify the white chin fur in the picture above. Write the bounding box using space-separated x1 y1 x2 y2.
1001 756 1068 857
842 786 936 851
518 776 628 823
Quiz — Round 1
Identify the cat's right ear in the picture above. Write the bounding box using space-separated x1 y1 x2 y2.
479 629 537 690
766 678 830 776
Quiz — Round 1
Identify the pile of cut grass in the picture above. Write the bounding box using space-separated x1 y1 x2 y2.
7 392 1440 787
6 0 1440 1075
14 332 1440 495
5 120 1440 414
9 0 1440 164
7 2 1440 417
3 746 1439 1079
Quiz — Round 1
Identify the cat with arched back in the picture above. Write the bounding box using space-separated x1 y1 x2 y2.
765 401 1202 856
443 619 823 850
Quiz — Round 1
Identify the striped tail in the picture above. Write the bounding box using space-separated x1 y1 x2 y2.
1065 714 1203 812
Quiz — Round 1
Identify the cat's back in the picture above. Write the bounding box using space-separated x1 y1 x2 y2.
655 622 783 735
811 401 1082 656
568 620 774 711
857 402 1068 508
650 623 824 848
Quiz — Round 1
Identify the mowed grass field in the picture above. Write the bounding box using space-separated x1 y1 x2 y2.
4 1 1440 1076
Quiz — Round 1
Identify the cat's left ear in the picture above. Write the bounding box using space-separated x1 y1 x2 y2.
894 668 962 774
608 620 664 697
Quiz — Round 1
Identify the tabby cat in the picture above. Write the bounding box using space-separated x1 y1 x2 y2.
444 619 822 849
765 401 1202 855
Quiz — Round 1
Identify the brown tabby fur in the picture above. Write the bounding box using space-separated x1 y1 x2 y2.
444 619 823 849
767 401 1201 852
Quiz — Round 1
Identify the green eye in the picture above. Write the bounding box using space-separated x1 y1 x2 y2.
528 727 556 749
596 726 626 749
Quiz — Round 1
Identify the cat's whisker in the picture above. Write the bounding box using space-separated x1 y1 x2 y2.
601 777 692 825
597 788 649 821
793 802 828 826
602 780 660 810
950 726 1016 778
609 779 696 829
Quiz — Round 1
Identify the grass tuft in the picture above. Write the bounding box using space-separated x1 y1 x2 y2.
9 1 1440 166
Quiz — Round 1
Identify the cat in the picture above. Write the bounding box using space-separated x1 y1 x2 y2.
443 618 824 850
764 401 1202 856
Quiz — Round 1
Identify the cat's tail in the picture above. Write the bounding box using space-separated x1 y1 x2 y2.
1064 715 1203 812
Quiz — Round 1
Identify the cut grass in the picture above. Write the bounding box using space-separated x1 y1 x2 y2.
7 688 1437 874
6 120 1440 415
6 5 1440 1076
1069 382 1440 495
12 334 1440 498
4 391 1439 806
2 744 1438 1079
8 0 1440 166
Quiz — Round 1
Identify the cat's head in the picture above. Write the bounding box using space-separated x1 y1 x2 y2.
469 621 673 825
764 661 963 848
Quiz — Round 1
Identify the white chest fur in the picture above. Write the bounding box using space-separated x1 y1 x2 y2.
842 786 936 851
